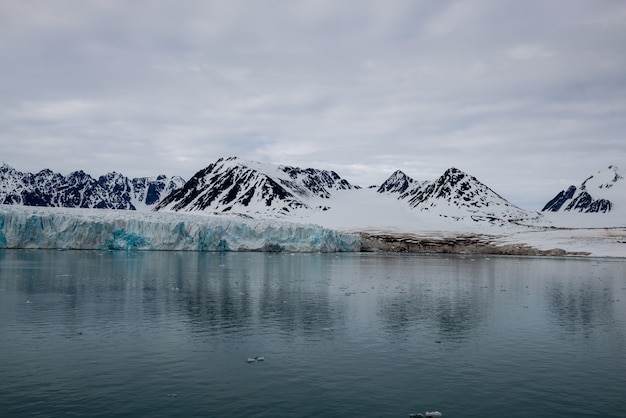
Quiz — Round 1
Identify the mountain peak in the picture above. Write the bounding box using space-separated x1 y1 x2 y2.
155 158 355 217
376 166 532 221
378 170 415 194
543 165 623 213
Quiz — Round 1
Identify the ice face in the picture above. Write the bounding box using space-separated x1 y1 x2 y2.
0 206 360 252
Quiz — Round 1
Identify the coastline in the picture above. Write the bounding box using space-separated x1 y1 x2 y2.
357 228 626 258
1 205 624 258
359 232 590 257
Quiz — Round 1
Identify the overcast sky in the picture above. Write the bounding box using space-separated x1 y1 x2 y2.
1 0 625 209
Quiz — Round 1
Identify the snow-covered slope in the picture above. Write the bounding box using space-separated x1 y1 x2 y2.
155 157 356 217
157 158 536 224
377 167 537 222
542 165 624 213
0 205 359 252
0 163 184 211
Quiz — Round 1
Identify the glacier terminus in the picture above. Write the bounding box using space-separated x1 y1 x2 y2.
0 206 359 252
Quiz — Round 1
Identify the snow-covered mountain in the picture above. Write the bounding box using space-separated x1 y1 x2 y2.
378 167 535 221
155 158 538 225
0 163 184 210
155 157 356 217
1 159 624 255
377 170 426 195
9 158 621 226
542 165 624 213
98 172 186 210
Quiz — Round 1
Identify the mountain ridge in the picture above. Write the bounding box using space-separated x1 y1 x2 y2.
0 163 184 210
1 159 622 224
377 167 533 221
154 157 356 217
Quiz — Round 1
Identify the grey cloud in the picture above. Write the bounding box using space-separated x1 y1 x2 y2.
1 0 625 210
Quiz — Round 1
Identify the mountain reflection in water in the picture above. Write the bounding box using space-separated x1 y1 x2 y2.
0 250 625 418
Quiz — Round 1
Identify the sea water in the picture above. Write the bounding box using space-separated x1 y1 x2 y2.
0 250 625 417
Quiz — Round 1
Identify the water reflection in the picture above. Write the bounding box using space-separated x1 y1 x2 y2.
0 250 346 338
2 250 626 418
377 256 495 340
1 250 625 344
545 260 624 337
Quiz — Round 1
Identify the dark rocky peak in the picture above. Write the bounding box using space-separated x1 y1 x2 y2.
565 192 612 213
127 174 184 207
377 170 415 194
427 167 490 201
0 162 18 176
36 168 54 176
439 167 465 184
65 170 97 186
542 186 577 212
542 165 622 213
279 165 354 198
98 172 132 202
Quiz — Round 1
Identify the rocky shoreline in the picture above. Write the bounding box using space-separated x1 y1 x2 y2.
359 232 592 257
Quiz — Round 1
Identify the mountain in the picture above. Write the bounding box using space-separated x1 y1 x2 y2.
98 172 186 210
378 167 535 221
377 170 425 194
542 165 624 213
14 158 624 225
0 163 184 210
155 157 356 217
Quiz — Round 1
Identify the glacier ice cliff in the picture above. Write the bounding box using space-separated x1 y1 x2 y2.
0 206 360 252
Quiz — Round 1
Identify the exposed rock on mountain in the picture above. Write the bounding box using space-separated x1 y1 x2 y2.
8 159 620 225
542 165 623 213
155 157 356 217
378 167 535 221
0 163 184 210
377 170 418 194
98 172 186 210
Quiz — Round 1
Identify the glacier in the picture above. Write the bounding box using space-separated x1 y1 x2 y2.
0 206 360 252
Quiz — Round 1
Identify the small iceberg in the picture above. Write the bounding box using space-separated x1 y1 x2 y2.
410 411 442 418
246 358 256 363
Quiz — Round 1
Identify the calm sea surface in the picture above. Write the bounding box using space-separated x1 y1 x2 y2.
0 250 625 417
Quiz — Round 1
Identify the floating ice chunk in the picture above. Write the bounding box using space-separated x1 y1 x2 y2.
425 412 442 417
246 358 256 363
255 356 265 361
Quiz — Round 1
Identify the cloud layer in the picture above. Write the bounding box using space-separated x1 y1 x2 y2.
1 0 625 209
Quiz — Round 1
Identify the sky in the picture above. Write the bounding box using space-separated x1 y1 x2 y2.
1 0 625 210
